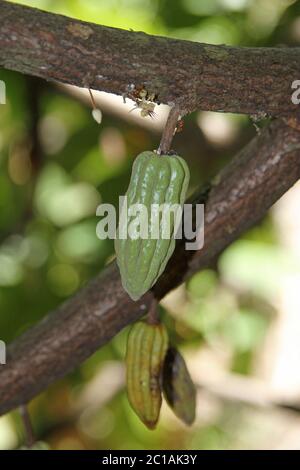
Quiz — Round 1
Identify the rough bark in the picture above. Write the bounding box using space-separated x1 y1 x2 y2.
0 119 300 416
0 0 300 117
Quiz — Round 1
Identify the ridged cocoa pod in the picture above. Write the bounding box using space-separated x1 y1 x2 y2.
162 347 196 425
126 321 168 429
115 151 190 301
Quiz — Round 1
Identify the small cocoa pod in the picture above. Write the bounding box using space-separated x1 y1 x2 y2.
115 151 190 301
162 347 196 425
126 321 168 429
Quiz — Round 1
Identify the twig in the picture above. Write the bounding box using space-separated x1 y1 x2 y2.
27 77 43 177
88 88 97 110
19 405 35 448
196 373 300 415
0 77 43 245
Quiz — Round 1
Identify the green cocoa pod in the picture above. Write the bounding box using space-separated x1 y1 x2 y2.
115 151 190 301
162 347 196 426
126 321 168 429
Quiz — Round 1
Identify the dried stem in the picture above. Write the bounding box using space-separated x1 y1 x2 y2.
158 106 182 154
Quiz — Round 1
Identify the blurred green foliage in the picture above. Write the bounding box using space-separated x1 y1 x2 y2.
0 0 300 451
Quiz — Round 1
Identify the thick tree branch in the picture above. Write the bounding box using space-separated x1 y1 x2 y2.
0 0 300 116
0 119 300 415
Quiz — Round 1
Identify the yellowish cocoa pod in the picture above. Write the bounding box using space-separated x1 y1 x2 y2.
162 347 196 425
126 321 168 429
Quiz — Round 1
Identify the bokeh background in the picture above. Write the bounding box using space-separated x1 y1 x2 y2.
1 0 300 450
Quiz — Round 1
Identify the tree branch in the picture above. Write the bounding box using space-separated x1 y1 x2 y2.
0 0 300 117
0 119 300 416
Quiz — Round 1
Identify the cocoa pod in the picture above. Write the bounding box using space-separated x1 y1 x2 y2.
126 321 168 429
162 347 196 425
115 151 190 301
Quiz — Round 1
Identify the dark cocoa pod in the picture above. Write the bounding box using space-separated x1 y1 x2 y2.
162 347 196 425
